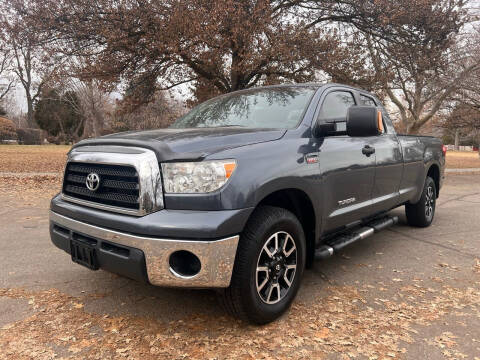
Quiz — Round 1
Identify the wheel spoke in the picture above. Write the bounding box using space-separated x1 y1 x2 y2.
263 244 274 258
283 271 292 287
257 275 269 292
257 266 268 273
426 205 433 217
273 283 280 301
284 247 294 257
427 186 433 198
273 233 279 254
266 283 280 303
282 234 296 257
266 283 274 302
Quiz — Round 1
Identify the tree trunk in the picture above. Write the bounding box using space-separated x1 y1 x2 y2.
454 129 460 150
477 133 480 158
407 124 419 134
26 93 36 128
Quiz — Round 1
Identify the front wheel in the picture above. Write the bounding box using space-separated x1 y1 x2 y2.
405 176 436 227
219 206 306 324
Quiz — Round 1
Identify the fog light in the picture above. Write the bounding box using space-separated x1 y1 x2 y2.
169 250 201 278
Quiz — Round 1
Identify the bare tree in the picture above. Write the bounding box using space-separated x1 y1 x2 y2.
27 0 353 105
4 0 478 138
293 0 477 134
64 78 112 138
10 41 48 127
359 1 480 134
435 22 480 150
452 28 480 112
112 92 183 132
0 50 14 103
0 0 59 127
439 102 480 151
369 39 479 134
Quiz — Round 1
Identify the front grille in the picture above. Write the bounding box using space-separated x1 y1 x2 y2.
62 162 140 211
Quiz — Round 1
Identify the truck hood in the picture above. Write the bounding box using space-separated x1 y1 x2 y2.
72 127 286 161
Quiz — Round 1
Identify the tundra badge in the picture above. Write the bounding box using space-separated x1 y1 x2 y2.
338 198 356 206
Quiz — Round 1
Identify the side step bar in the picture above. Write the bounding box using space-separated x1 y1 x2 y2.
314 215 398 260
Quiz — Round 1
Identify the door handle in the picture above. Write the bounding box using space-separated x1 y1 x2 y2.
362 145 375 157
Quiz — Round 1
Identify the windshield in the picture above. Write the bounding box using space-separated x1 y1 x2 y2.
171 87 316 129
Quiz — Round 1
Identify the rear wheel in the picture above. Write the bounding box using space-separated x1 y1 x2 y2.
405 176 436 227
219 206 306 324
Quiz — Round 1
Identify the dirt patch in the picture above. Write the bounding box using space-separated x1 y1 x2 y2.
0 145 67 201
0 175 62 202
0 145 70 173
446 151 480 169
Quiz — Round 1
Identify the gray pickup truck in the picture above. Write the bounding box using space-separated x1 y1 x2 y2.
50 83 445 324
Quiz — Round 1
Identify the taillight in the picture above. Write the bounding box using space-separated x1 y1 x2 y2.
442 145 447 156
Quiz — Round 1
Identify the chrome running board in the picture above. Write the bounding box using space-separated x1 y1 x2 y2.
315 215 398 260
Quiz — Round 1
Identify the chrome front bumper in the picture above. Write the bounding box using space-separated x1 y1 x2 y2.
50 211 239 288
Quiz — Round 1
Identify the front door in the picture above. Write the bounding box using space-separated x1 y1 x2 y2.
316 89 376 231
357 94 403 213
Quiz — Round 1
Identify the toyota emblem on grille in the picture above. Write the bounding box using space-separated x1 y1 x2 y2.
86 173 100 191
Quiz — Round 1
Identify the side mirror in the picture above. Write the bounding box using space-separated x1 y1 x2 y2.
346 106 384 137
313 122 336 137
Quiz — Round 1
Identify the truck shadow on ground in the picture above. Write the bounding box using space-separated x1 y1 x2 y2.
77 210 410 324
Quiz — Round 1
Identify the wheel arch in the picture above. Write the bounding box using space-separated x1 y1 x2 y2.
426 163 440 198
250 188 317 268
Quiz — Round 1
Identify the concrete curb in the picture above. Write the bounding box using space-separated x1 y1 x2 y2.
0 172 61 177
446 168 480 173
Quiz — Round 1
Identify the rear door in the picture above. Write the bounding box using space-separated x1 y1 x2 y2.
316 89 376 231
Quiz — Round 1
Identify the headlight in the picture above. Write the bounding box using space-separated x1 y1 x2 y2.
161 160 236 193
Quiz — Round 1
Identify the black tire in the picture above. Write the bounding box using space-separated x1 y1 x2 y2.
219 206 306 324
405 176 436 227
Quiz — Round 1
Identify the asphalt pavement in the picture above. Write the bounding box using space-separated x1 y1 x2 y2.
1 174 479 359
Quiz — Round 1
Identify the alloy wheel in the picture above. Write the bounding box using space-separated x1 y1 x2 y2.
256 231 297 304
425 185 435 220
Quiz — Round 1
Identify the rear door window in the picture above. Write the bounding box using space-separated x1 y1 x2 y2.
359 95 388 134
359 94 376 106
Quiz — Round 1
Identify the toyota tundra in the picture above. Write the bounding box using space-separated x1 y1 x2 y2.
50 83 445 324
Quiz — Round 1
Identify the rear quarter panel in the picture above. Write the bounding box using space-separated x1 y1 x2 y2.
398 135 444 204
